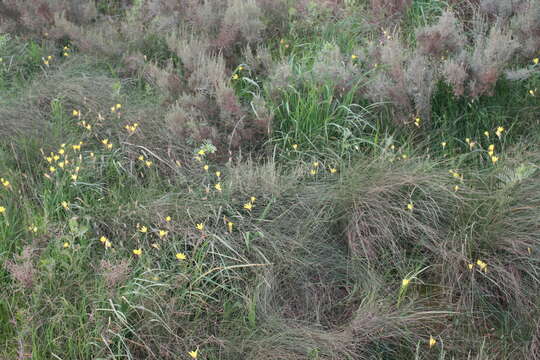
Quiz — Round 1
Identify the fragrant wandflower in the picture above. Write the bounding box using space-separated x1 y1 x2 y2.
429 335 437 348
133 248 142 256
176 252 187 260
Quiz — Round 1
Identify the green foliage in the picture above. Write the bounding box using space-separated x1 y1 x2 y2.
0 1 539 359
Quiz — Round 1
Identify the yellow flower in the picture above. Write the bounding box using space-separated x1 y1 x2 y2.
414 117 421 127
468 263 474 271
49 166 56 173
63 242 70 248
63 46 69 51
90 152 95 158
453 185 459 192
491 155 499 164
215 171 221 178
465 138 470 144
407 203 414 211
71 174 78 181
100 236 108 243
534 58 539 65
111 106 116 113
159 230 168 238
116 103 122 110
101 139 109 145
330 167 337 174
244 202 253 211
401 154 408 159
28 225 37 233
196 223 204 231
176 252 187 260
529 89 536 96
58 162 65 169
310 169 317 175
227 221 234 233
165 216 172 222
238 66 244 71
104 240 112 248
250 197 256 203
188 349 198 359
58 149 65 155
203 164 209 171
138 155 145 161
402 278 410 287
72 144 81 151
351 54 358 60
145 160 153 167
133 248 142 256
46 156 53 163
484 131 489 137
292 144 298 150
72 110 79 117
151 243 160 249
197 149 205 155
232 74 239 80
138 225 148 233
488 144 495 152
429 335 437 348
476 259 487 272
214 183 222 192
61 201 69 210
0 206 5 214
495 126 504 138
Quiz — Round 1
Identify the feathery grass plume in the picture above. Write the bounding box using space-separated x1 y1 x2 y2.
415 10 465 58
366 37 416 124
441 51 469 96
405 51 435 122
99 259 131 289
469 21 518 98
480 0 524 19
4 247 36 290
144 59 183 99
218 0 265 50
0 0 97 34
511 0 540 58
370 0 413 26
241 44 274 77
310 43 363 96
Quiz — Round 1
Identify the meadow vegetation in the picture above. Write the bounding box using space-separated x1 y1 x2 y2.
0 0 539 359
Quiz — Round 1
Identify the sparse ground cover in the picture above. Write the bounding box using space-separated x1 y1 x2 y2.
0 1 539 359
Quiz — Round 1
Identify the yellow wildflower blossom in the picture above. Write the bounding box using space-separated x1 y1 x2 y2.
196 223 204 231
133 248 142 256
429 335 437 348
176 252 187 260
188 349 198 359
476 260 487 272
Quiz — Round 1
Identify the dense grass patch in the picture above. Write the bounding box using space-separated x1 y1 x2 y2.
1 1 540 359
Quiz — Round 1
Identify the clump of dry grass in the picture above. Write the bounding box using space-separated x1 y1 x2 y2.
4 247 36 290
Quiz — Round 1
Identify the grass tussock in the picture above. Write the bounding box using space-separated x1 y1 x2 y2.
0 1 539 359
